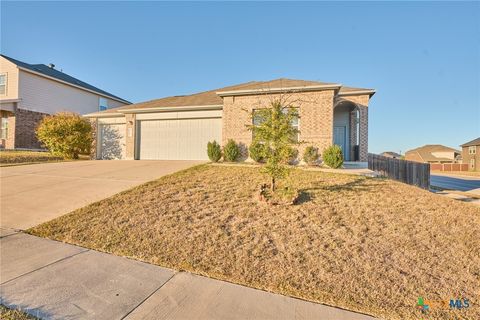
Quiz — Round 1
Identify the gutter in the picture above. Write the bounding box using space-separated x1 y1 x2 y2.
83 104 223 117
338 90 376 97
117 104 223 114
0 98 21 103
83 112 124 118
216 84 342 97
17 66 131 105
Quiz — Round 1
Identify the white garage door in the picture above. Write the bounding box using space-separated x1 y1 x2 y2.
138 118 222 160
98 123 126 160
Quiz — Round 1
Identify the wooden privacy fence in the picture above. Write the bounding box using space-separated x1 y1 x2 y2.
431 163 468 172
368 153 430 189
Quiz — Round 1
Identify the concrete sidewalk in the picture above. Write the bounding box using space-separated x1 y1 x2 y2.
0 229 376 320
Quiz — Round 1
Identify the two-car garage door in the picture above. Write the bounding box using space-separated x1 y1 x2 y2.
137 118 222 160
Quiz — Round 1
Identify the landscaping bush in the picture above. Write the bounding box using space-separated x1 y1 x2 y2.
323 145 344 168
223 139 240 162
207 140 222 162
36 112 93 159
303 146 319 165
283 147 298 165
249 141 266 163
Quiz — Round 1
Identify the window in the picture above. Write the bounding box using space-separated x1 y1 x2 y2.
0 74 6 95
1 117 8 140
469 146 476 154
252 107 299 142
99 97 108 111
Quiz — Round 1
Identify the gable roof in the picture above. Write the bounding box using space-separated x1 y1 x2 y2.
461 137 480 147
406 144 461 162
1 54 131 104
86 78 374 116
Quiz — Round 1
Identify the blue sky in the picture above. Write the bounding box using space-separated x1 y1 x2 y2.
1 1 479 154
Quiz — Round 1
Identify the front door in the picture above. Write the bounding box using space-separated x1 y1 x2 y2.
333 126 347 158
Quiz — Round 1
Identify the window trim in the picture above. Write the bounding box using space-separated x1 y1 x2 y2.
0 73 7 96
468 146 476 155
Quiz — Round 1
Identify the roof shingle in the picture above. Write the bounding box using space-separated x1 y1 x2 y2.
461 137 480 147
91 78 374 115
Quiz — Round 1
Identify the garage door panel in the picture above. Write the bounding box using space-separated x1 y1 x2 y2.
138 118 221 160
99 124 126 160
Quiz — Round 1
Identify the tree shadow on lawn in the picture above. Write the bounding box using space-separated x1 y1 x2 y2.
297 176 387 204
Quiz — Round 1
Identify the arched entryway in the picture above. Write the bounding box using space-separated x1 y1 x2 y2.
333 100 359 161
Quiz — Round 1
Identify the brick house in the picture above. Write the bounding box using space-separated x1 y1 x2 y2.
85 79 374 162
405 145 461 163
461 137 480 171
0 55 130 149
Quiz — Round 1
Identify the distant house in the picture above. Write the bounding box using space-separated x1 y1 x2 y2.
405 145 461 164
461 137 480 171
0 54 130 150
381 151 401 159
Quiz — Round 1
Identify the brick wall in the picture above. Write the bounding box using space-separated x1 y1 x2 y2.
222 90 336 160
14 108 49 149
340 95 370 162
462 146 480 171
431 163 469 171
349 109 358 161
89 118 98 159
125 113 136 160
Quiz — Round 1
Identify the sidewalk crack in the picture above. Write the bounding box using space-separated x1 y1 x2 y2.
0 249 89 286
119 271 178 320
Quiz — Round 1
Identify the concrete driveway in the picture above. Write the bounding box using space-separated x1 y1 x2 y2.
0 160 203 230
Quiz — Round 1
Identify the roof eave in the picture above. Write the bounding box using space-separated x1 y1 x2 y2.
118 104 223 114
83 111 124 118
337 90 376 97
216 84 342 97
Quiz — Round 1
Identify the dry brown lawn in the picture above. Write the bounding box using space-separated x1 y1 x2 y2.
0 150 63 166
0 305 39 320
29 165 480 319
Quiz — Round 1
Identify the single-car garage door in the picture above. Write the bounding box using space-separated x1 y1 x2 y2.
98 123 126 160
138 118 221 160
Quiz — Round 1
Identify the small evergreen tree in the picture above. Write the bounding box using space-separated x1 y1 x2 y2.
248 100 299 191
207 140 222 162
303 146 319 165
223 139 240 162
323 145 344 168
249 141 266 163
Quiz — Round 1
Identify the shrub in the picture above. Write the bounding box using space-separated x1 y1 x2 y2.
303 146 319 165
282 147 298 165
323 145 344 168
207 140 222 162
36 112 93 159
249 141 266 163
223 139 240 162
